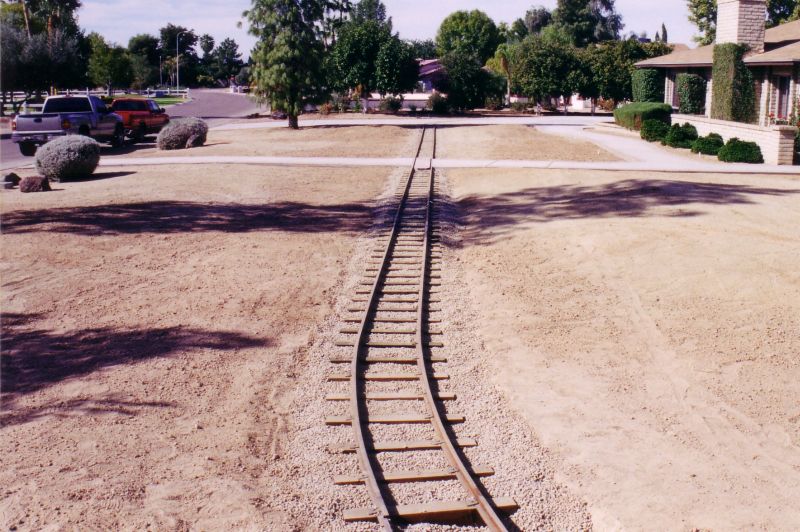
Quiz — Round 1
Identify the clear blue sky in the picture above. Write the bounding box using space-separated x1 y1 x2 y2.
81 0 697 57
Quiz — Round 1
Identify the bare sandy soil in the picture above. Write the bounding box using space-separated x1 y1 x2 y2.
111 125 417 160
446 168 800 530
0 164 389 530
436 125 618 162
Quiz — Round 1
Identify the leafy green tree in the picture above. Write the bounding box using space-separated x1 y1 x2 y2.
130 53 157 89
245 0 326 129
351 0 388 25
524 6 553 35
128 33 160 67
321 0 353 48
436 10 502 64
440 51 505 111
510 18 529 41
330 20 391 98
585 40 672 104
509 35 579 105
214 38 245 82
552 0 622 46
374 37 418 96
687 0 717 44
88 33 133 95
159 23 200 85
199 34 215 57
407 38 437 59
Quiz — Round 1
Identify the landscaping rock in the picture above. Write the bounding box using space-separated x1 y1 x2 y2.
19 176 51 193
4 172 21 185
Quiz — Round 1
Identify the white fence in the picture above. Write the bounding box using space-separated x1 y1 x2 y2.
4 88 189 114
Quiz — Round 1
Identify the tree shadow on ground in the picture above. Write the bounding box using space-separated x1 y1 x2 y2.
454 179 800 245
1 312 270 401
2 199 376 236
0 395 177 427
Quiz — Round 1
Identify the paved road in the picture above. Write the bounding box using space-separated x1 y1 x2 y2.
0 89 264 171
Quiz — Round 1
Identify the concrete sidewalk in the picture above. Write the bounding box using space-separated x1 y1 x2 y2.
87 154 800 175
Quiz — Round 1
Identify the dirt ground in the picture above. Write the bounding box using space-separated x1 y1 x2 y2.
446 168 800 530
0 164 389 530
436 125 618 162
110 125 418 160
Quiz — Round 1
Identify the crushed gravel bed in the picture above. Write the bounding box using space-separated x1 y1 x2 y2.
258 157 592 530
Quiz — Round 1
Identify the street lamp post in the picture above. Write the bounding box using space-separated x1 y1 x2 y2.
176 31 187 93
159 56 163 87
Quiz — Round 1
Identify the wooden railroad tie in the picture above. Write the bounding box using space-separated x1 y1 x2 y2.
334 465 494 485
327 372 449 382
325 413 465 426
343 497 519 523
329 438 477 454
328 355 446 364
326 391 456 402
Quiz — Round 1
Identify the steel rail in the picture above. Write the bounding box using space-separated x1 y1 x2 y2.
348 127 429 531
414 128 509 531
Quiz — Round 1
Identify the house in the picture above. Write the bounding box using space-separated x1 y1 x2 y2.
635 0 799 165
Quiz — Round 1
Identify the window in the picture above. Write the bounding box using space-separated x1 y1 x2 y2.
147 100 160 112
776 76 791 119
92 97 109 114
42 98 92 113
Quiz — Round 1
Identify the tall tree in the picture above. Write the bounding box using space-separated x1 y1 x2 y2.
552 0 623 46
329 19 391 99
524 5 553 35
199 34 215 58
374 37 418 96
351 0 388 25
436 10 502 64
88 33 133 95
214 37 244 81
661 22 668 43
245 0 326 129
687 0 717 44
128 33 160 66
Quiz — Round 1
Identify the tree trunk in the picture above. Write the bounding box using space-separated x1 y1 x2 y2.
20 1 31 37
1 91 6 117
288 114 299 129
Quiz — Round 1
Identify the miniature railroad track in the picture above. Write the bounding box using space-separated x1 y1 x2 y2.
326 127 516 530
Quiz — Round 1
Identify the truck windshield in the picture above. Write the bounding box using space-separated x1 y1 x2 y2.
43 98 92 113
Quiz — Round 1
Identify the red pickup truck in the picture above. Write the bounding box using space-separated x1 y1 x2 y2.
110 98 170 142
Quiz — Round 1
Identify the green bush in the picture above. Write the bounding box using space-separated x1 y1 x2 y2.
711 44 756 123
663 122 698 149
156 117 208 150
510 101 528 113
614 102 672 130
484 95 504 111
676 73 707 115
691 133 724 155
379 96 403 114
428 93 449 115
35 135 100 180
640 119 670 142
631 69 664 103
717 138 764 163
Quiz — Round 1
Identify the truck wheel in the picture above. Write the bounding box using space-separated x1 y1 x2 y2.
133 123 147 143
19 142 37 156
110 124 125 148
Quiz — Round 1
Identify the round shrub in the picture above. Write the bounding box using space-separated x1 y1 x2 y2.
35 135 100 180
691 133 724 155
718 138 764 163
641 119 670 142
156 117 209 150
428 93 449 115
379 96 403 114
663 122 698 149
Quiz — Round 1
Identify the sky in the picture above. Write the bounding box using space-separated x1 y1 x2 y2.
80 0 698 58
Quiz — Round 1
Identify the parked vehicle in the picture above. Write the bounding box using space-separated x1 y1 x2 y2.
111 98 170 142
11 95 124 156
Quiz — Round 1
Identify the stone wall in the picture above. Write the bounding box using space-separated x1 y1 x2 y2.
717 0 766 53
673 113 797 165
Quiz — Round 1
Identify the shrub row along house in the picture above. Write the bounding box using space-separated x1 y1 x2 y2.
636 0 799 165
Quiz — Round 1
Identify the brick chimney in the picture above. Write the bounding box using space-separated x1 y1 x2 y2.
716 0 767 53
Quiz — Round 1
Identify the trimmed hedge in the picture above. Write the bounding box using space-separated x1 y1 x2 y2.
641 119 670 142
614 102 672 130
35 135 100 180
717 138 764 163
379 96 403 114
663 122 698 149
156 117 208 150
632 69 664 103
691 133 724 155
676 73 707 115
711 44 756 123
